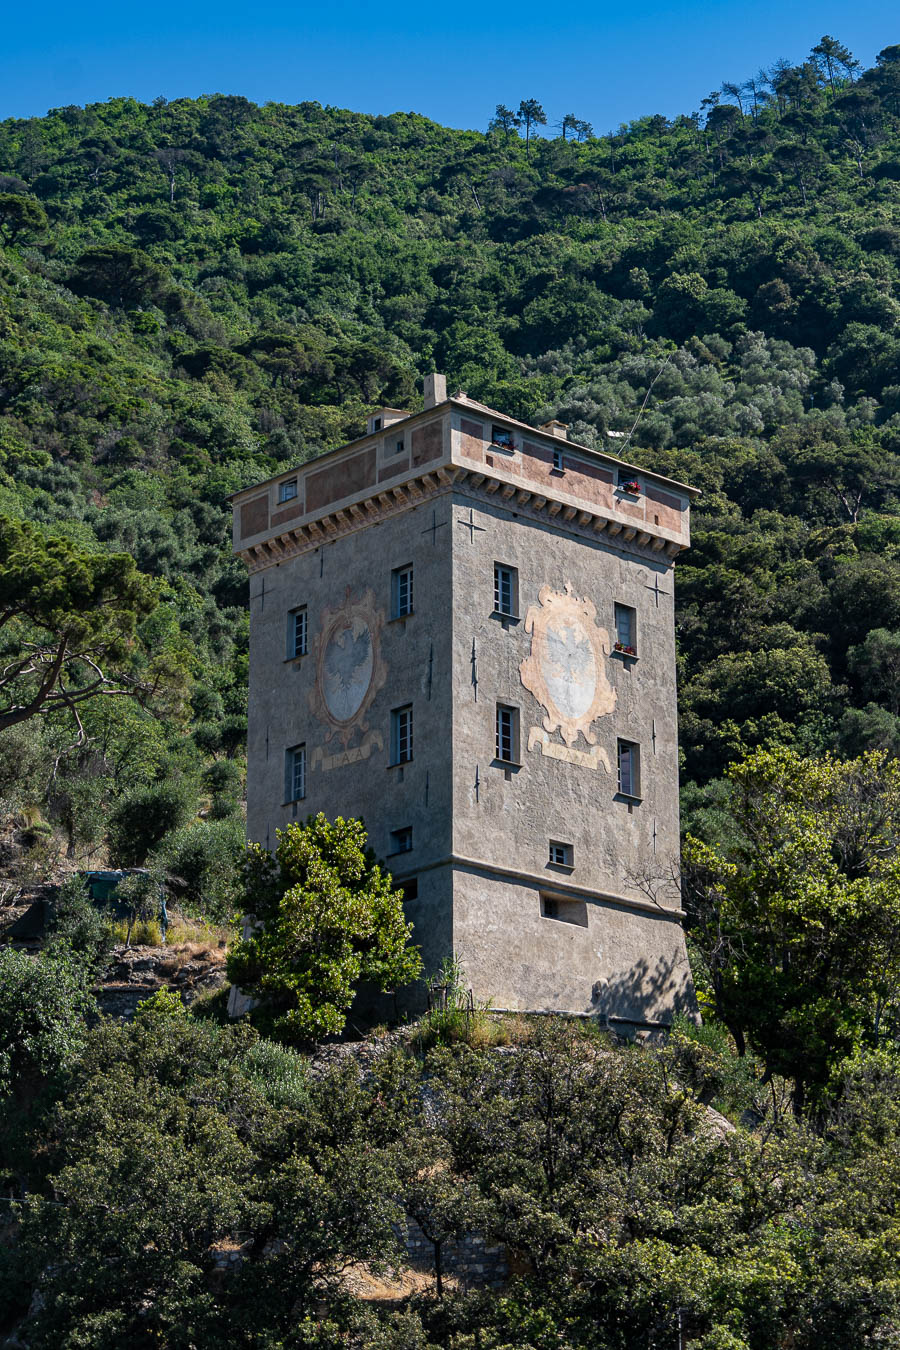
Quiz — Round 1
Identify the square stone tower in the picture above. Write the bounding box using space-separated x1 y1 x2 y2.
231 377 699 1029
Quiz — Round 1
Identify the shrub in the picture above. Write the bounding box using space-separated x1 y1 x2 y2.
153 817 245 922
107 781 197 867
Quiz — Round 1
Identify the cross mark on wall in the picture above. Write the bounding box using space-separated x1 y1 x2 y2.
644 574 671 608
421 509 449 545
458 507 486 543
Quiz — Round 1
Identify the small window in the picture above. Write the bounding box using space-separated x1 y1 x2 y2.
278 478 298 503
618 472 641 495
552 446 565 473
287 606 308 659
391 564 414 619
493 562 518 618
395 438 405 455
390 826 413 854
373 416 382 431
285 744 306 803
549 841 574 869
617 740 640 798
614 603 637 656
391 705 413 765
495 703 519 765
399 878 418 902
491 424 513 451
541 893 588 927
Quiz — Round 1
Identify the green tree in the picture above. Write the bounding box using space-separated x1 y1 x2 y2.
0 947 89 1104
0 517 186 740
683 747 900 1112
488 104 520 138
0 192 46 245
227 814 422 1042
516 98 547 155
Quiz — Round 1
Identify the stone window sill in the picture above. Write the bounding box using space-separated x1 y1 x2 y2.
491 609 520 626
614 791 642 805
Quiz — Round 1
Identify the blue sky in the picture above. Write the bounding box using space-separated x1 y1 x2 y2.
1 1 896 133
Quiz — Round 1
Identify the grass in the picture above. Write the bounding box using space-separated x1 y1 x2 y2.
110 918 163 947
413 1007 534 1051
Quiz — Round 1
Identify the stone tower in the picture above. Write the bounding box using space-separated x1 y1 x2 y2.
230 375 699 1029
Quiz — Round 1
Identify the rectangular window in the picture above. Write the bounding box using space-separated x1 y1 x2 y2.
552 446 565 473
285 744 306 802
391 705 413 764
491 424 513 451
395 438 405 455
617 471 641 495
391 564 414 618
278 478 298 503
549 841 574 868
540 893 588 926
614 603 637 655
287 606 308 658
373 416 382 431
617 740 640 798
495 703 519 765
390 826 413 854
493 562 518 617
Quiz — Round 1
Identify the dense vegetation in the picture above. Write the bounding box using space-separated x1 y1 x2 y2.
1 37 899 865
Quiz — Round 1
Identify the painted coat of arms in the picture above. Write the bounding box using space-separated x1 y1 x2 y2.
309 588 387 747
519 584 616 754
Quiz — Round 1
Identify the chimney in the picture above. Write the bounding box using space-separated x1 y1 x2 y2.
423 372 447 409
540 419 569 440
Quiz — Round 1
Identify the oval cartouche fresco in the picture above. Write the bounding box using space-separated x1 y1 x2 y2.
520 584 616 747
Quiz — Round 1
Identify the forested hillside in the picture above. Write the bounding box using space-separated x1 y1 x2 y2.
1 36 900 857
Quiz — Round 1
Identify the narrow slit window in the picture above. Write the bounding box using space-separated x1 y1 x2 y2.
288 606 308 658
617 740 640 798
495 704 519 764
493 563 517 617
285 745 306 802
552 446 565 473
391 564 414 619
391 705 413 765
278 478 298 503
614 603 636 655
395 438 405 455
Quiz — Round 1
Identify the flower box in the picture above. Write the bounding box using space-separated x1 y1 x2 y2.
619 480 641 495
614 642 637 656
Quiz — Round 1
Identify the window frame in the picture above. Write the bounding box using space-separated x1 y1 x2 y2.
395 437 405 455
548 840 574 869
389 825 413 855
613 602 637 657
390 704 414 765
551 446 565 474
278 478 298 504
285 743 307 803
493 562 519 619
391 563 414 620
490 423 514 452
287 605 308 659
617 739 641 799
495 703 520 766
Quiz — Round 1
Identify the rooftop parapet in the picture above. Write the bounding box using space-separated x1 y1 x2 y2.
231 376 699 572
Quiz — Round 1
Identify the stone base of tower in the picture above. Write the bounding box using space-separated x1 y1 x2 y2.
450 867 696 1027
